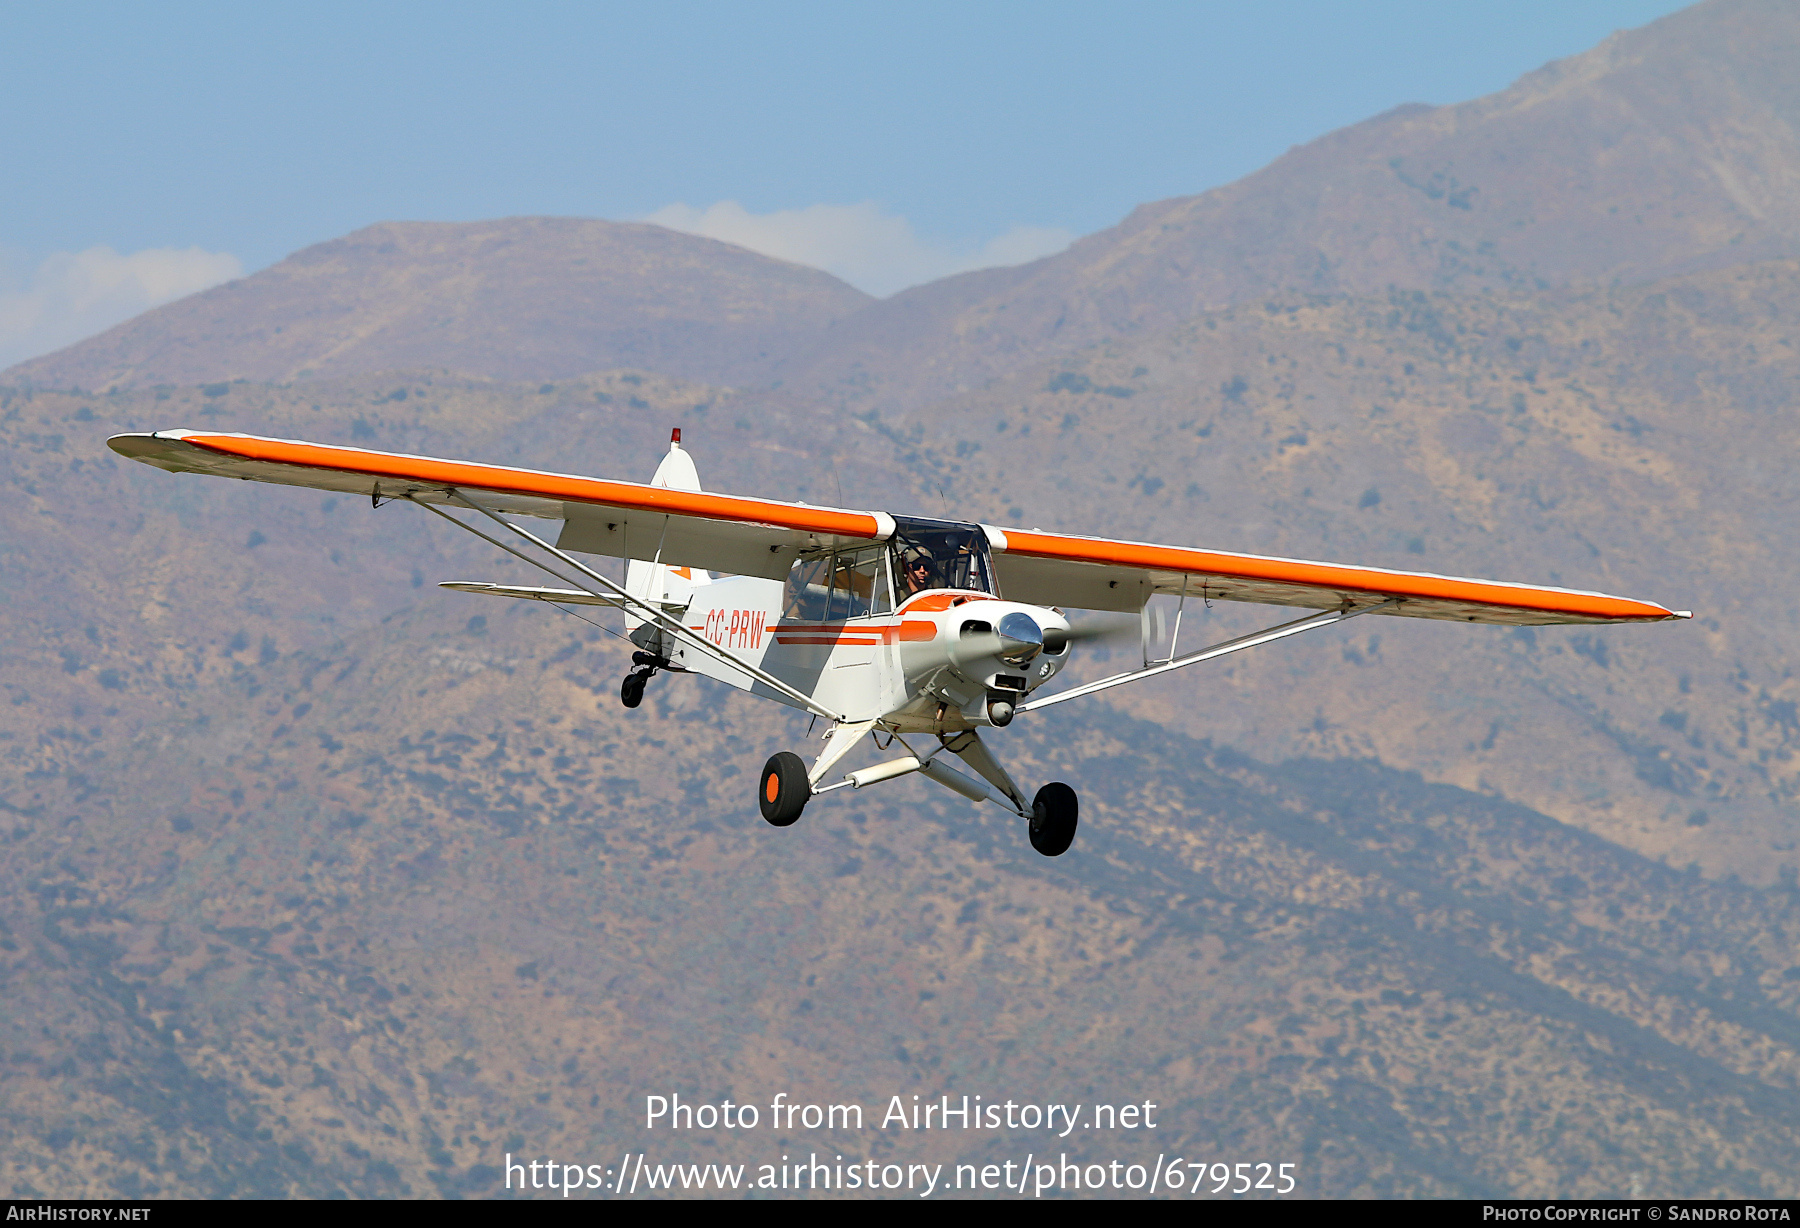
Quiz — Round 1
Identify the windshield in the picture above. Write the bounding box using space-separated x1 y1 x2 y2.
889 516 997 600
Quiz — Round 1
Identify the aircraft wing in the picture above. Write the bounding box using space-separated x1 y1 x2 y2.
108 431 1685 625
108 431 890 581
988 526 1687 626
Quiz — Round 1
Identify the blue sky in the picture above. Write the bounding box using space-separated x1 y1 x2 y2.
0 0 1693 365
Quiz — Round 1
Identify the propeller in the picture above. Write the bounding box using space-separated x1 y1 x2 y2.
952 612 1141 666
954 610 1046 666
1041 616 1138 655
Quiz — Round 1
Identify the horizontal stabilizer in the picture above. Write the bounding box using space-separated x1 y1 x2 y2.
438 582 684 612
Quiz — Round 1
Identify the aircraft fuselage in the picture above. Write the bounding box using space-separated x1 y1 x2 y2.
671 579 1072 730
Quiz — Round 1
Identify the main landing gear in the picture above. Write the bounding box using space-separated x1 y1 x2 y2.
759 752 811 827
620 651 667 708
755 729 1079 856
1028 782 1078 857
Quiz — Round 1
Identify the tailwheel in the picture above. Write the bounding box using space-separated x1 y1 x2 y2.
758 752 811 827
620 670 648 708
1029 782 1079 856
620 651 664 709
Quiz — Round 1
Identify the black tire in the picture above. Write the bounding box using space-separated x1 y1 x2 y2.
620 672 646 708
1029 782 1079 856
759 752 811 827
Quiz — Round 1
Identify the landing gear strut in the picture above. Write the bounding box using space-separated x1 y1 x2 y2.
754 724 1076 854
1029 782 1079 856
620 651 666 708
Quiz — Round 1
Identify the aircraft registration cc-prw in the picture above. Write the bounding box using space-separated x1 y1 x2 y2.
109 428 1688 857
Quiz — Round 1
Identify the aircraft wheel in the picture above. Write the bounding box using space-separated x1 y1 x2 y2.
1029 782 1079 856
759 752 811 827
620 672 647 708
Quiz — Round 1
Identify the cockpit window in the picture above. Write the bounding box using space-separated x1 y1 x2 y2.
889 516 997 600
783 544 892 621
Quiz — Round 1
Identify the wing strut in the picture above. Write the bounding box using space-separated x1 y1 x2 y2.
410 490 848 722
1020 599 1399 714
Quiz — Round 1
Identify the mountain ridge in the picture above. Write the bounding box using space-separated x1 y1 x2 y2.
767 0 1800 412
3 217 872 392
16 3 1800 406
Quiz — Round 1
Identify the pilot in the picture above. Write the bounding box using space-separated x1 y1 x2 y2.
899 547 935 597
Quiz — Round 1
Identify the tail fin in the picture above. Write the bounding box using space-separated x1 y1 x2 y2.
625 429 711 627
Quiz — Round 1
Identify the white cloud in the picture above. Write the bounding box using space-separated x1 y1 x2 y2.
642 200 1073 298
0 245 242 372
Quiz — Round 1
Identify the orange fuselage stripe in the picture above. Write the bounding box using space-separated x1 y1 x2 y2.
999 530 1675 621
178 433 886 540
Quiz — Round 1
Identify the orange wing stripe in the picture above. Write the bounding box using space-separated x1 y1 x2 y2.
177 433 885 539
1001 530 1676 622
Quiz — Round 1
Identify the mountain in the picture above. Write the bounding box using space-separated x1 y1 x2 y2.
5 378 1800 1198
13 1 1800 409
2 218 872 392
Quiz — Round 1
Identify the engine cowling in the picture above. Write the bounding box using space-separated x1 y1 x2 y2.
898 598 1072 723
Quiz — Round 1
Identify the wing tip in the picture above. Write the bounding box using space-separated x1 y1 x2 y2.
107 431 181 462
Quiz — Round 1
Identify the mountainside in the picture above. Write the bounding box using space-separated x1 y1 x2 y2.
4 378 1800 1198
3 218 872 392
875 258 1800 884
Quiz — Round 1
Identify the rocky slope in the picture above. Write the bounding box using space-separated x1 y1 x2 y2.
870 258 1800 884
1 349 1797 1195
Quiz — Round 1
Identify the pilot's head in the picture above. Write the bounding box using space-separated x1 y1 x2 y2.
902 548 932 591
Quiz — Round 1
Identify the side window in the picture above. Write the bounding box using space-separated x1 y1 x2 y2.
789 547 893 621
782 556 832 621
836 547 890 618
826 556 854 621
864 548 893 615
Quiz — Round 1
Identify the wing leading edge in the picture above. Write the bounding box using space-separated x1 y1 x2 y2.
989 527 1686 626
110 430 1685 625
107 431 891 581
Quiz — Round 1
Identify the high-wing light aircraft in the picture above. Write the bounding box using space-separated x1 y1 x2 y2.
109 428 1688 856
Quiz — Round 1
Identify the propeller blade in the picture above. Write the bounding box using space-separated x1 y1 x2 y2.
1042 617 1137 653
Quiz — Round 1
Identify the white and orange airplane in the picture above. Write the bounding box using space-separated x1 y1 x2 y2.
110 427 1687 856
